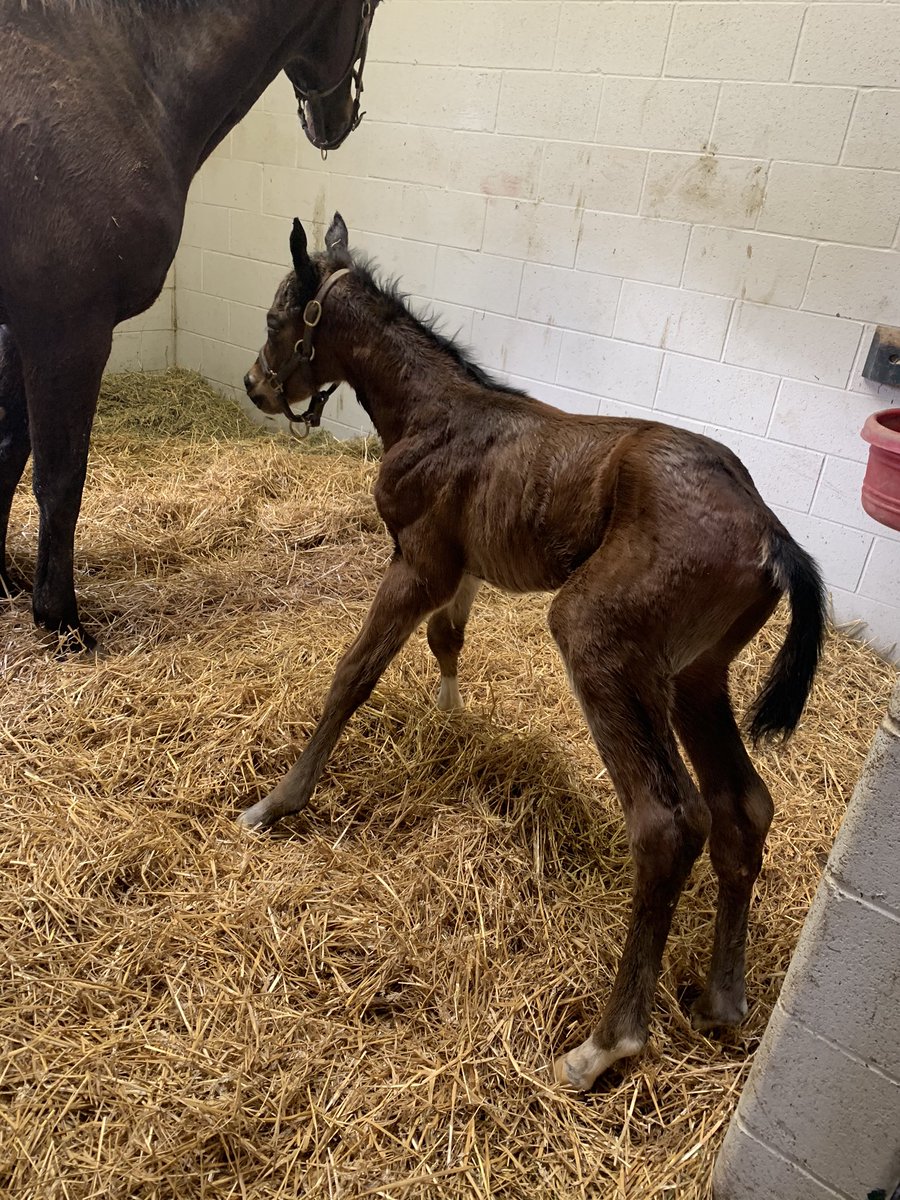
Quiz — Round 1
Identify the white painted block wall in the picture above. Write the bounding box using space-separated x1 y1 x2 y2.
714 677 900 1200
109 273 175 373
173 0 900 658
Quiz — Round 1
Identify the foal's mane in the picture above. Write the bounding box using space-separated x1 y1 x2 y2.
286 254 526 398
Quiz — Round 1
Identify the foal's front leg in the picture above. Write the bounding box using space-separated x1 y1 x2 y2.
238 556 460 831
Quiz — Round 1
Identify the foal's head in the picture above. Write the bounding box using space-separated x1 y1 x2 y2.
244 213 353 418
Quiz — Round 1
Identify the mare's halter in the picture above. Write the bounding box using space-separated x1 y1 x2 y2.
257 268 350 438
288 0 375 154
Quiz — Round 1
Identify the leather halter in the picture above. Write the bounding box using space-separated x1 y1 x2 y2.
257 268 350 437
289 0 375 155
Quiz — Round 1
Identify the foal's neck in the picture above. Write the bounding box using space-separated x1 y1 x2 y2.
332 290 478 450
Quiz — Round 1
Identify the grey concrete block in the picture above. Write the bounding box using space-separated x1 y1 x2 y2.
777 877 900 1079
717 680 900 1200
714 1119 849 1200
828 716 900 915
736 1005 900 1199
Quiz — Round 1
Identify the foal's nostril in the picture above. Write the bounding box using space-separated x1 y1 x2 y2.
243 373 254 393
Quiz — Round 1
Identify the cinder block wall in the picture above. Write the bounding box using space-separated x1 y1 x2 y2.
174 1 900 657
714 677 900 1200
109 272 174 373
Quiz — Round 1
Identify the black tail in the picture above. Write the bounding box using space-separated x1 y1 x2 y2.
747 530 827 743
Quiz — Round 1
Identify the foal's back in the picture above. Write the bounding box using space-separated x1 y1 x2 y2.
393 382 777 604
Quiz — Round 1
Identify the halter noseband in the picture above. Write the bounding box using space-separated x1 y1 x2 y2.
258 268 350 438
290 0 375 155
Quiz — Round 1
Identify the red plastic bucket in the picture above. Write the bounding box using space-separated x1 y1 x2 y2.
861 408 900 532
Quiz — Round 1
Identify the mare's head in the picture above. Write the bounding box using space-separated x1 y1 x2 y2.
285 0 380 152
244 213 354 418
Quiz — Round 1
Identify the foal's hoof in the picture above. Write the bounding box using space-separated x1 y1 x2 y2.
236 798 276 832
553 1034 645 1092
436 676 463 711
554 1053 590 1092
690 991 748 1033
554 1047 606 1093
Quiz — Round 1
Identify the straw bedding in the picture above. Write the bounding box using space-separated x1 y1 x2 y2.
1 369 895 1199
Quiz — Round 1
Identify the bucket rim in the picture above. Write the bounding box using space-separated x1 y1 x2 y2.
862 407 900 449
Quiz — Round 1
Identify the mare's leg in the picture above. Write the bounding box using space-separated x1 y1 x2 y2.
548 576 710 1092
0 327 31 599
673 647 774 1030
20 321 112 649
426 573 481 710
239 555 461 830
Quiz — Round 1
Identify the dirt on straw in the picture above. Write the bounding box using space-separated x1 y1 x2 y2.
1 369 895 1199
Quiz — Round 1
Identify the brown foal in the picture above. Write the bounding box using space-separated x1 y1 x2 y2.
242 214 826 1091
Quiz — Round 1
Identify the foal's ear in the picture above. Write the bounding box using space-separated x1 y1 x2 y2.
290 217 309 270
289 217 318 296
325 212 352 267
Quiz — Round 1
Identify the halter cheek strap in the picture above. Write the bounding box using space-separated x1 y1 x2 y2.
257 267 350 436
290 0 375 155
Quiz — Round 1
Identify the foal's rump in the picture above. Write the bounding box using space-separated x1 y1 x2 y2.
544 417 825 709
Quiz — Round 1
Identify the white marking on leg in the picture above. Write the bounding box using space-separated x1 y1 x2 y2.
436 675 463 711
236 798 274 830
553 1034 644 1092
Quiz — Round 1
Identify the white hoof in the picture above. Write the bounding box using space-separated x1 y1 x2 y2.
554 1054 580 1089
553 1035 644 1092
436 676 463 711
236 799 272 831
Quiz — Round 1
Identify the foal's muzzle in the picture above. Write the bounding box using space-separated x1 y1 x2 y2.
243 360 282 414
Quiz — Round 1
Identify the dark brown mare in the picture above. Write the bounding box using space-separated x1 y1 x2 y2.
0 0 380 650
242 215 827 1091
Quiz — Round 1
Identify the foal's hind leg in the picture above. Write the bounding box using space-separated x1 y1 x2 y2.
549 587 710 1091
673 653 774 1031
19 320 112 649
0 327 31 600
426 574 480 710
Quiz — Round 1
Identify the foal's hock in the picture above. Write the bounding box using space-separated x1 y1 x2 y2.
242 214 826 1092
